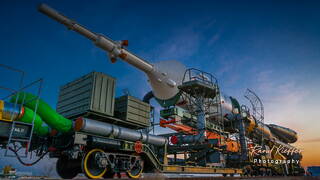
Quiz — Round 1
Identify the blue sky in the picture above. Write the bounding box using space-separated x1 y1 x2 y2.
1 0 320 172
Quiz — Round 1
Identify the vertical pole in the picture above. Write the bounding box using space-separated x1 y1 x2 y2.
163 143 168 165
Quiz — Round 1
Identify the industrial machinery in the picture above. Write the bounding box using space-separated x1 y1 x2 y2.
0 4 304 179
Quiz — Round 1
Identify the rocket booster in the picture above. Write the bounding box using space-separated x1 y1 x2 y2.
38 4 182 106
244 115 298 144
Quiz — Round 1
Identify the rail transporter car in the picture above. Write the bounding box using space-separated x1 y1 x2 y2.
0 4 304 179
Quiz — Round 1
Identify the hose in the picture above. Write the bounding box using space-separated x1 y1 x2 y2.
9 147 49 167
10 92 72 133
143 91 154 104
18 107 50 136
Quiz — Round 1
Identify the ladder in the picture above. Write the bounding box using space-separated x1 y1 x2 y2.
211 84 225 145
4 79 43 158
0 64 43 158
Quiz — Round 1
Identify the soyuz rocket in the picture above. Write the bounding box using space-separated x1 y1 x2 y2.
36 4 299 151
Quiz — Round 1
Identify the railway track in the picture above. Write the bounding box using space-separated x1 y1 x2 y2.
159 177 319 180
37 177 317 180
16 174 317 180
139 176 318 180
131 177 315 180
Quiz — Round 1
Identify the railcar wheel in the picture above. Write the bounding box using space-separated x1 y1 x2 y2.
56 155 81 179
82 149 107 179
127 159 143 178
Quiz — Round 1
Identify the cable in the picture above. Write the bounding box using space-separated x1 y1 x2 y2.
9 147 49 167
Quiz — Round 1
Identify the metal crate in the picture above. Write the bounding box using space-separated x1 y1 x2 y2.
56 72 116 119
115 95 150 128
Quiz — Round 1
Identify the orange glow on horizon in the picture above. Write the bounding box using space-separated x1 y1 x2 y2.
294 141 320 167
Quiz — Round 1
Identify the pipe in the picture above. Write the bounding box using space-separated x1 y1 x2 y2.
0 101 23 120
172 133 205 145
10 92 72 133
0 100 50 136
18 107 50 136
0 101 49 136
143 91 154 104
74 117 167 146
